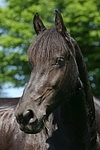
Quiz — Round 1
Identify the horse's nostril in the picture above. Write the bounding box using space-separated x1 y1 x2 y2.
16 110 34 126
23 110 34 119
23 109 34 124
23 110 30 117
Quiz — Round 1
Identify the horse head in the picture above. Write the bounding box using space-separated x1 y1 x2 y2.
15 11 81 134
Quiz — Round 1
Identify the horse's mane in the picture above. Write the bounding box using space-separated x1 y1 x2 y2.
28 27 70 65
64 37 97 145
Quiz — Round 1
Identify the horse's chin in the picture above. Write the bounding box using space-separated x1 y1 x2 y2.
19 117 46 134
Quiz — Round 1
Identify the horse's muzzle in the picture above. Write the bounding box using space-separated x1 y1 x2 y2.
16 110 46 134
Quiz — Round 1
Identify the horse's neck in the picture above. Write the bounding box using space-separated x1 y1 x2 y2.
47 90 91 150
47 106 90 150
58 90 91 150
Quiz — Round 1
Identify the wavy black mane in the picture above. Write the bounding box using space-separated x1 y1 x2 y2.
28 27 70 65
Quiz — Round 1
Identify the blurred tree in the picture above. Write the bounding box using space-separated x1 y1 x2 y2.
0 0 100 98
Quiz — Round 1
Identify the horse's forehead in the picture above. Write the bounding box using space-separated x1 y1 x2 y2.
28 37 69 65
29 49 68 69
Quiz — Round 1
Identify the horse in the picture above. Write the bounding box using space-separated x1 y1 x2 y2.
0 11 100 150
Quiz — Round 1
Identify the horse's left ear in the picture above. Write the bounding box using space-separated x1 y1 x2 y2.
33 13 46 35
55 10 67 36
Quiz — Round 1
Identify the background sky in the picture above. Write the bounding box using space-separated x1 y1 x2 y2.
4 86 24 97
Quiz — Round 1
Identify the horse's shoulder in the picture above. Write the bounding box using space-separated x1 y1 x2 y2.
0 97 20 109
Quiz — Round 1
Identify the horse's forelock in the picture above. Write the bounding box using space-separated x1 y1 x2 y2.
28 27 70 65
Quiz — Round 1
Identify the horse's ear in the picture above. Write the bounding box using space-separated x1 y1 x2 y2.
55 10 66 36
33 13 46 35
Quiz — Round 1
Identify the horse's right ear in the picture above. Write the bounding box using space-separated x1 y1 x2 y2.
33 13 46 35
55 10 67 36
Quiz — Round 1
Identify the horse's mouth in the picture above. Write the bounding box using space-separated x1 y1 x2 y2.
19 116 46 134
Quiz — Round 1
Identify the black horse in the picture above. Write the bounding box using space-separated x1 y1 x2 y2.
0 11 100 150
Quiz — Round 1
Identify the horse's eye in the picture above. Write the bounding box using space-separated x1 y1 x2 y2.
55 57 65 68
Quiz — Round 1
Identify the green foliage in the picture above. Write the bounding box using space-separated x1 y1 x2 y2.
0 0 100 98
